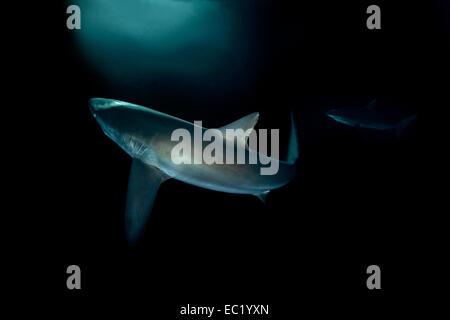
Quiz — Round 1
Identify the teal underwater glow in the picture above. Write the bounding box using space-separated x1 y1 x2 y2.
73 0 250 88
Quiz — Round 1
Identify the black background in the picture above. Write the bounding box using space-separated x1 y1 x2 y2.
15 0 448 316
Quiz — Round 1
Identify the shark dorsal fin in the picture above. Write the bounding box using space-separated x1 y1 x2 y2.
366 99 377 110
219 112 259 132
218 112 259 147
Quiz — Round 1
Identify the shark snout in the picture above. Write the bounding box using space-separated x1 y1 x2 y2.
89 98 117 116
88 100 96 117
326 109 337 117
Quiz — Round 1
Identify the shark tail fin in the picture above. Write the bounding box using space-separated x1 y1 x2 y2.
286 111 299 165
395 114 417 139
125 159 170 245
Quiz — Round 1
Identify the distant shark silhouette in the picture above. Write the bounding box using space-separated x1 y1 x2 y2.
327 99 417 137
89 98 298 244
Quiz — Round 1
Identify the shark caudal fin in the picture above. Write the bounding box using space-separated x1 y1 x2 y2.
125 159 170 245
286 112 299 165
253 112 298 204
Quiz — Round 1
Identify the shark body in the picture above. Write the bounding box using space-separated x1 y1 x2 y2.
327 99 417 137
89 98 298 244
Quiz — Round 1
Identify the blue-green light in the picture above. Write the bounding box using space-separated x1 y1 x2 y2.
74 0 247 86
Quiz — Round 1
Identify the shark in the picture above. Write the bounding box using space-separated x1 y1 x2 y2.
326 99 417 137
89 98 299 244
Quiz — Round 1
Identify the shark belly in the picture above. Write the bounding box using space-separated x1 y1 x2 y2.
158 156 295 195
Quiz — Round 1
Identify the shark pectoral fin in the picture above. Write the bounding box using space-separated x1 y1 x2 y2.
125 159 170 245
255 190 270 203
